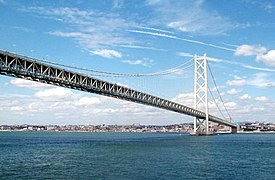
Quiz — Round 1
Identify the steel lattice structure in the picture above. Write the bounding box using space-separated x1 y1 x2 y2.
0 50 237 130
193 54 210 135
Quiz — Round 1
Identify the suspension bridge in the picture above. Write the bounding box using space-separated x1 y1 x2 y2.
0 49 237 135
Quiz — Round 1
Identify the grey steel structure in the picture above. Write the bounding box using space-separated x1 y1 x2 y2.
0 50 237 130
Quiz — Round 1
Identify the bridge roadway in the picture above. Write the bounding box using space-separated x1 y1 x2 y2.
0 50 236 128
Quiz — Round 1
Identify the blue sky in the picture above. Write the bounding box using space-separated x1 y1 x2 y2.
1 0 275 125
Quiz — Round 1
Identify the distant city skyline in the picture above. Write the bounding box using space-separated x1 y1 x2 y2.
1 0 275 125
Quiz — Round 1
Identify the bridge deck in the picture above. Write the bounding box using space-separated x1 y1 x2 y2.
0 50 236 128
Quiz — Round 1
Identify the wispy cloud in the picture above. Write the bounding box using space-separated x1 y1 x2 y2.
222 42 239 48
122 58 154 67
177 52 193 57
48 31 87 38
207 55 275 72
90 49 122 59
113 0 124 9
119 44 166 51
127 29 235 51
247 73 275 88
0 25 34 32
226 73 275 88
146 0 236 36
177 50 275 73
23 6 135 52
240 64 275 72
244 0 275 13
127 29 177 39
135 26 175 34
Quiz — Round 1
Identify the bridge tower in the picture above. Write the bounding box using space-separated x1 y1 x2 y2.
193 54 211 135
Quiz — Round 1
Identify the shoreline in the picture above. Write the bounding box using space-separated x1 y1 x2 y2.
1 130 275 134
0 130 191 134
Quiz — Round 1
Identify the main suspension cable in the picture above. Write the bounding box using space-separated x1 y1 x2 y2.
35 56 194 77
2 49 194 77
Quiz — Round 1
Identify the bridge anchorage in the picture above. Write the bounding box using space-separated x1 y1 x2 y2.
0 49 237 135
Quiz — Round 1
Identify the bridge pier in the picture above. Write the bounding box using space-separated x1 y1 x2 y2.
190 131 214 136
231 125 239 134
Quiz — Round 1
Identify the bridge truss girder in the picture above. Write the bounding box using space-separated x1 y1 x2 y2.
0 50 236 129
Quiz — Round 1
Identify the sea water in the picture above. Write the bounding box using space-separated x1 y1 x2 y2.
0 132 274 179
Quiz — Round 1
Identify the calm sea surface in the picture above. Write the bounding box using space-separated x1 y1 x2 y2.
0 132 274 180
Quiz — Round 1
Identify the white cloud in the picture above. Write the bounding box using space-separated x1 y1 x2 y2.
257 50 275 67
255 96 269 102
172 93 234 118
224 102 237 110
122 58 154 67
10 106 24 111
226 79 246 86
75 97 101 106
177 52 193 57
235 44 267 56
0 0 5 4
210 86 224 92
171 92 193 106
226 73 275 88
235 44 275 67
90 49 122 58
239 94 251 100
207 57 223 62
248 73 275 88
116 83 128 88
122 59 145 65
35 87 73 101
227 88 242 95
10 79 51 89
48 31 87 39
